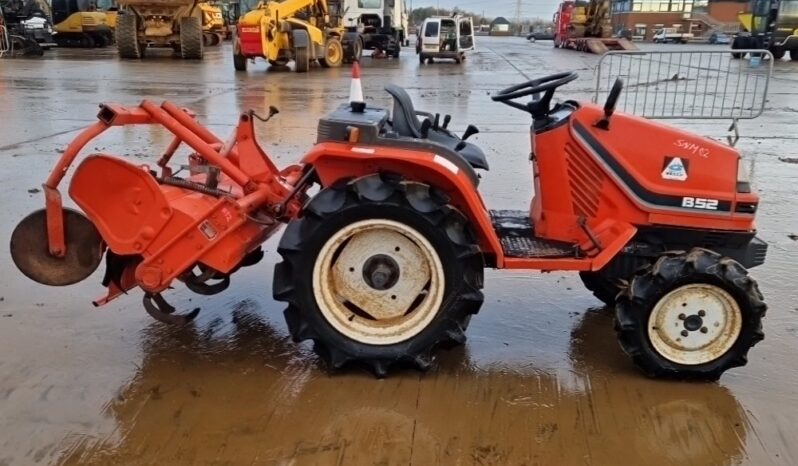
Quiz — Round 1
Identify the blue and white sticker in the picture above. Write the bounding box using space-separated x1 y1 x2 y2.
662 157 688 181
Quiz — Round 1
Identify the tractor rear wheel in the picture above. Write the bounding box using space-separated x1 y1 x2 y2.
615 249 766 380
179 16 203 59
580 271 621 306
273 174 484 377
319 37 343 68
116 13 141 59
790 49 798 61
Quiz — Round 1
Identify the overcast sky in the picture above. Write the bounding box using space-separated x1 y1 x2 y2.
407 0 563 21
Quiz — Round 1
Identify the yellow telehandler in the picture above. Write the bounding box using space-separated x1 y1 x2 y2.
233 0 360 72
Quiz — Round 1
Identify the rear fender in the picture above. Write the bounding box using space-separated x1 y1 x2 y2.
302 142 504 262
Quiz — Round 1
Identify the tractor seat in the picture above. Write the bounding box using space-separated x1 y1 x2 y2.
385 84 489 171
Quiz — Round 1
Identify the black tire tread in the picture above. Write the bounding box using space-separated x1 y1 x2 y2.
273 174 484 377
615 248 766 380
116 13 140 59
179 16 203 59
579 271 621 306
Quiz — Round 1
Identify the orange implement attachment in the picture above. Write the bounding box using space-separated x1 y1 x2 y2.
42 101 306 300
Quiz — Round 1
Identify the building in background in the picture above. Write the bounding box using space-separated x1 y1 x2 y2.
489 16 511 35
610 0 748 40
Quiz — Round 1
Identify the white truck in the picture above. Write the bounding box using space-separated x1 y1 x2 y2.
416 15 474 64
341 0 408 58
653 27 694 44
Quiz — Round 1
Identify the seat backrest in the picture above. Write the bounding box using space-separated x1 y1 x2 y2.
385 84 421 138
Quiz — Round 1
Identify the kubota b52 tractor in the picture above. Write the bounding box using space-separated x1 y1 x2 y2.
11 69 767 380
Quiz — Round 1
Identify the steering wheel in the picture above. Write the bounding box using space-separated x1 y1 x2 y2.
491 71 579 119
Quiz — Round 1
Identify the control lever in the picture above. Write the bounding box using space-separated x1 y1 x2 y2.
455 141 466 151
420 118 432 138
442 114 451 129
433 113 440 130
462 124 479 141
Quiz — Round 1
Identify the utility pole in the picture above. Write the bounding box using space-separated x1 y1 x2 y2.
514 0 522 35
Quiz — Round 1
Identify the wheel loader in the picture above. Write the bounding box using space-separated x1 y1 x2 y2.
115 0 204 58
11 67 769 381
233 0 359 72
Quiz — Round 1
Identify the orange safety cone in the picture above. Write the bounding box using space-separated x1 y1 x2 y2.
350 60 366 113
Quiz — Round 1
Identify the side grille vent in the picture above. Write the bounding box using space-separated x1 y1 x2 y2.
565 142 603 217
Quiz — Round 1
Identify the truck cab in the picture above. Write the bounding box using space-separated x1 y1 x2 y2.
416 15 474 64
341 0 408 57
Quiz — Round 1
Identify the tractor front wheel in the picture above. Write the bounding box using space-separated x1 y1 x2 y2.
615 249 766 380
273 174 484 377
319 37 343 68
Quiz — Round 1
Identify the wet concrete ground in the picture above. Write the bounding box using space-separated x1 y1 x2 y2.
1 37 797 465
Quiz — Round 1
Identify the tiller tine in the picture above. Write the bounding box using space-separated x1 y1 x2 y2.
182 267 231 296
143 293 200 325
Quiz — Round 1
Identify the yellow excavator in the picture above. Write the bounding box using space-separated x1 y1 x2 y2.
50 0 114 47
200 1 225 45
233 0 359 72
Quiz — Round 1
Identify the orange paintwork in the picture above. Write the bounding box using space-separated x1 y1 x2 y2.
45 101 304 298
41 98 760 303
305 103 757 270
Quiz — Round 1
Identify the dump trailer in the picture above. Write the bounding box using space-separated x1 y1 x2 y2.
553 0 637 53
115 0 204 58
733 0 798 60
341 0 407 58
233 0 358 72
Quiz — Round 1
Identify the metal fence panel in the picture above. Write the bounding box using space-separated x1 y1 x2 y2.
593 50 772 120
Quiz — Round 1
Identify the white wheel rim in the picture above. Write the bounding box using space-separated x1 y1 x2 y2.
647 284 742 365
313 219 445 345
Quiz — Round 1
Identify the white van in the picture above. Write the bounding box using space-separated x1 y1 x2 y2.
416 15 474 64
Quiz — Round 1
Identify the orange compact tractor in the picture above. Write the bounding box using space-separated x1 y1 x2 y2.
11 69 767 379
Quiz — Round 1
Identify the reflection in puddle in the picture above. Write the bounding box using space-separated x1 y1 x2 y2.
58 303 748 466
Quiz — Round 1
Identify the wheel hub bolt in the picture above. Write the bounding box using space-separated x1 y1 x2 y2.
678 313 687 320
683 314 703 332
700 327 708 334
698 310 706 317
362 254 400 291
681 330 689 337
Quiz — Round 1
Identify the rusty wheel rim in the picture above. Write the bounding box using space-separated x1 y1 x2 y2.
313 219 445 345
647 284 742 365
